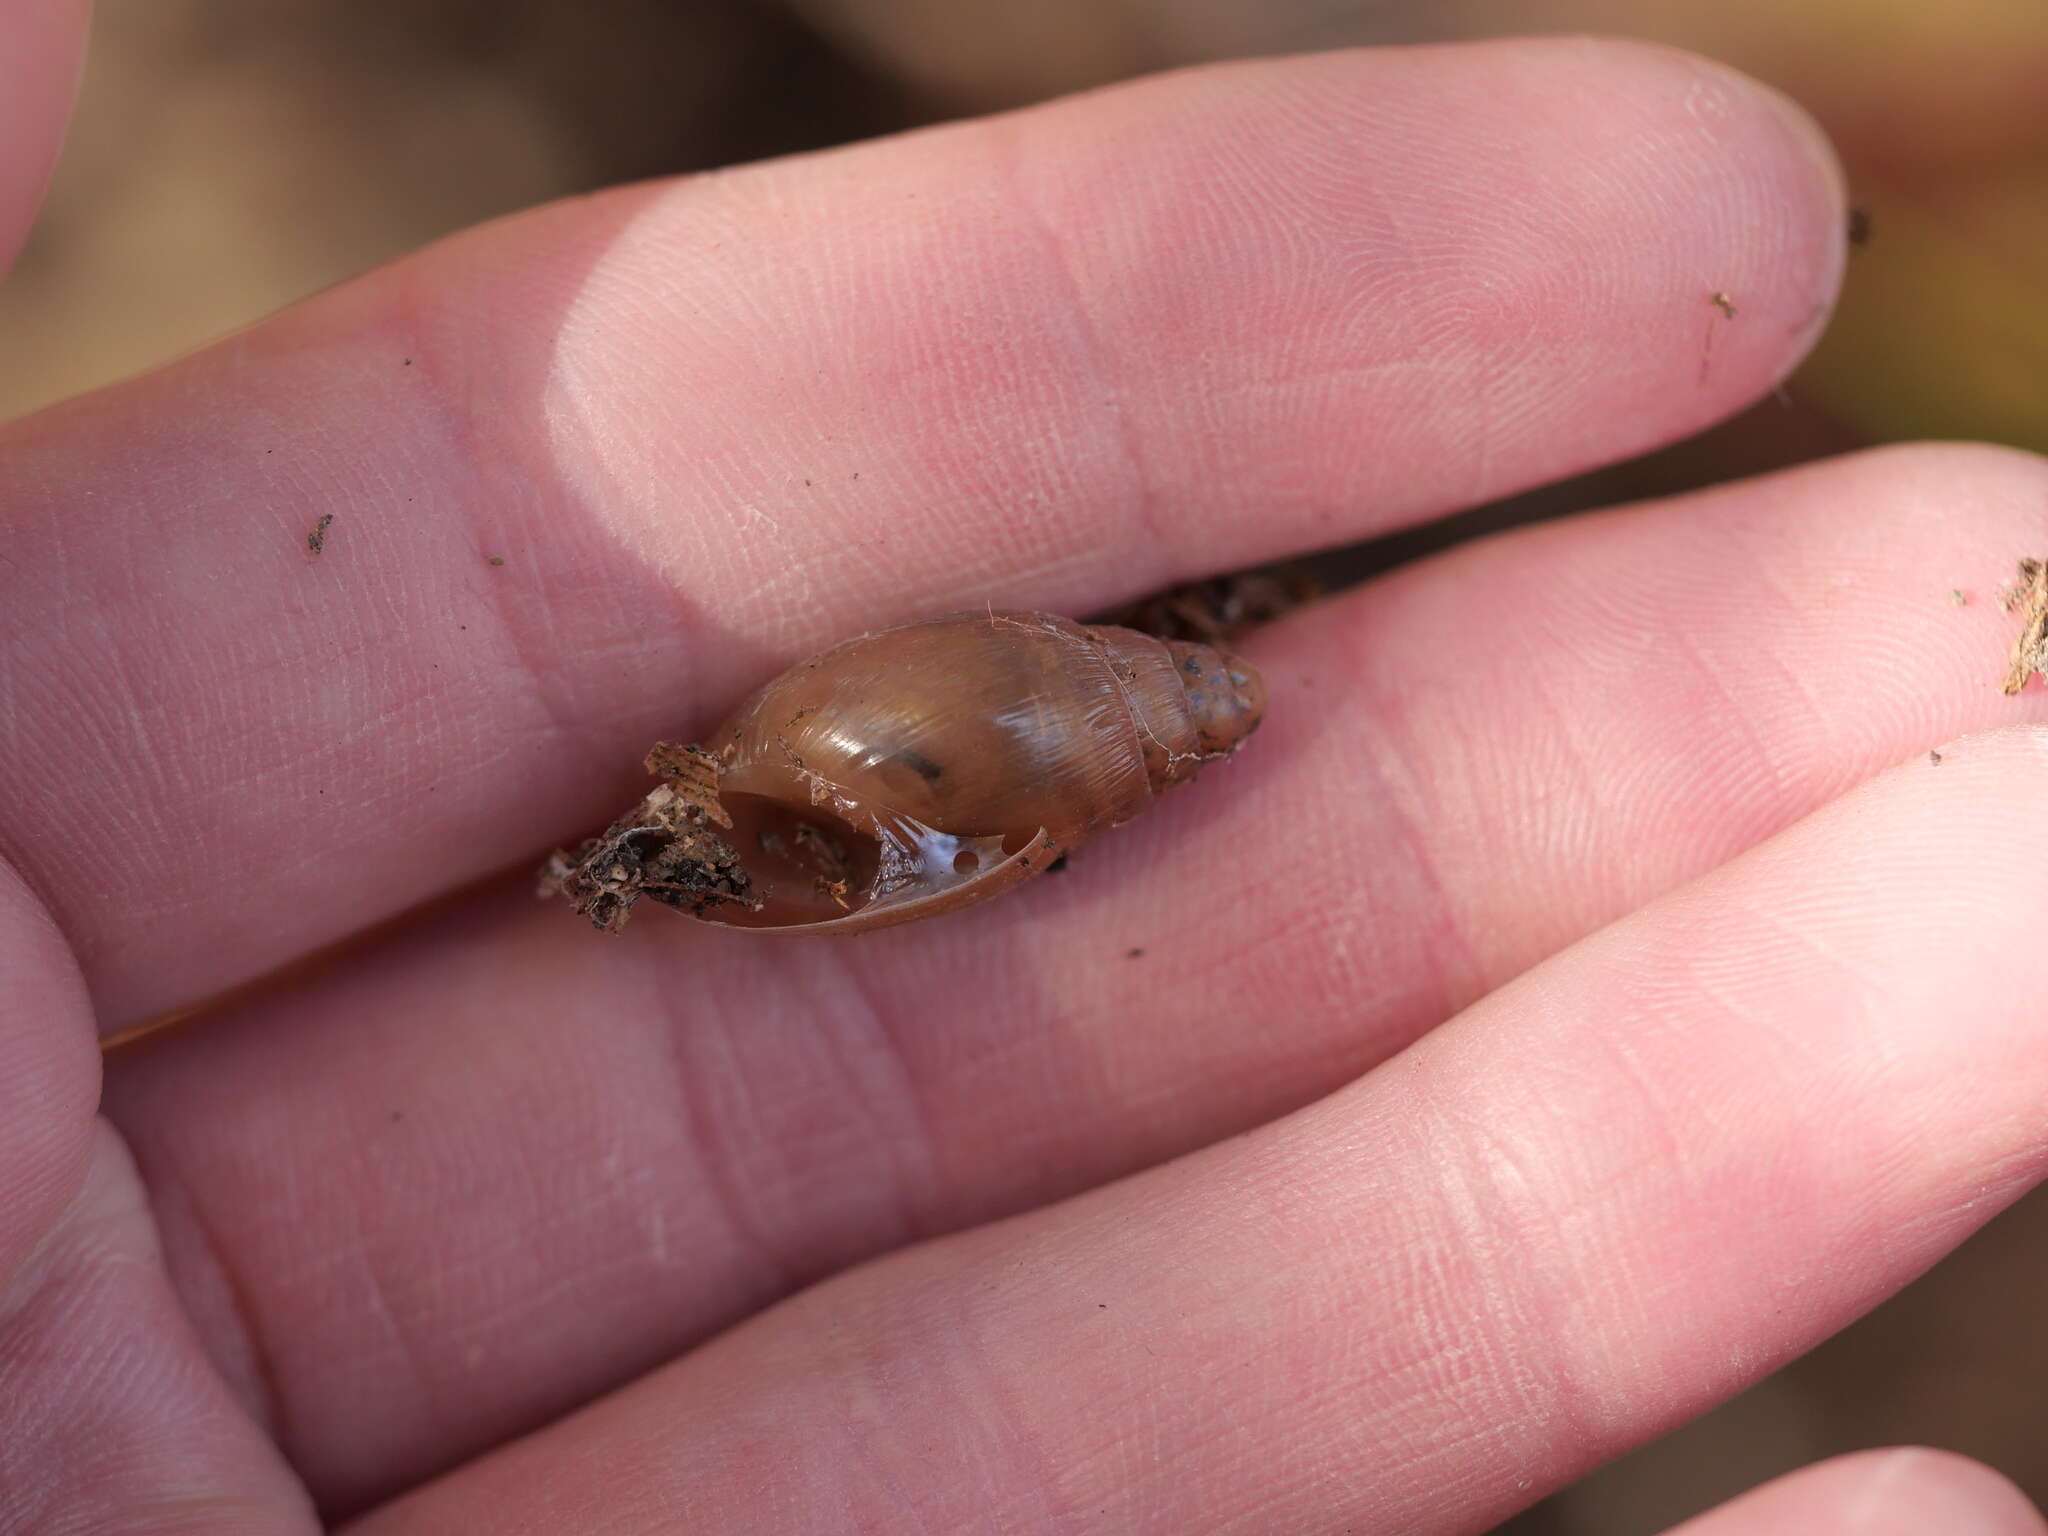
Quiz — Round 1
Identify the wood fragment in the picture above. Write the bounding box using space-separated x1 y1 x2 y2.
642 741 732 824
2002 558 2048 695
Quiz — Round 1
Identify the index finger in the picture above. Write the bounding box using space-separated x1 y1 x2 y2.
0 40 1845 1029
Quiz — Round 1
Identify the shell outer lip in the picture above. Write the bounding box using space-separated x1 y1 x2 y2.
728 828 1061 935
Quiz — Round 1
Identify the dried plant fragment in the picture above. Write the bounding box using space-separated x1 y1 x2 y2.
1698 290 1738 382
1095 567 1317 647
539 742 760 932
2001 557 2048 695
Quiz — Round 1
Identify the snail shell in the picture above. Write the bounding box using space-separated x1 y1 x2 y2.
701 610 1265 932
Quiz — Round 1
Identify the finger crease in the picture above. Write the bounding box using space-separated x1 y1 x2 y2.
987 118 1174 593
135 1145 289 1450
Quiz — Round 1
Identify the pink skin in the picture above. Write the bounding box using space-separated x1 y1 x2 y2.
0 0 86 275
1664 1450 2048 1536
4 39 1843 1034
2 20 2046 1536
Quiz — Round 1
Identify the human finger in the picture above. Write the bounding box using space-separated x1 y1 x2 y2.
108 444 2048 1512
0 859 313 1533
0 38 1845 1031
1661 1449 2046 1536
0 0 87 275
344 725 2048 1534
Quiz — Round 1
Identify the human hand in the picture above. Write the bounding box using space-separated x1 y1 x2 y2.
4 12 2047 1533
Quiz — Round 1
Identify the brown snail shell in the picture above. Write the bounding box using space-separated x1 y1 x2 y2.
697 610 1265 932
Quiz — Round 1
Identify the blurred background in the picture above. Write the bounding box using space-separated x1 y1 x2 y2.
8 1 2044 1529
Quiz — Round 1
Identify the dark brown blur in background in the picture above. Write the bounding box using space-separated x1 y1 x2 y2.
8 2 2045 1530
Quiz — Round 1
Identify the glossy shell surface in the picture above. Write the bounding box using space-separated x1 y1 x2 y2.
702 610 1264 932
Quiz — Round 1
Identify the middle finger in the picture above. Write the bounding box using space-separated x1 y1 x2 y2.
106 441 2048 1510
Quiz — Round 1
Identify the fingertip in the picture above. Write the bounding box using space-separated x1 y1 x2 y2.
1001 37 1852 535
1864 1448 2048 1536
1852 1449 2048 1536
1674 43 1850 376
0 0 92 279
1667 1447 2047 1535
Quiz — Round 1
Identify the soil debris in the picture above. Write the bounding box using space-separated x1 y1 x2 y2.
538 742 761 932
307 513 334 554
2001 558 2047 695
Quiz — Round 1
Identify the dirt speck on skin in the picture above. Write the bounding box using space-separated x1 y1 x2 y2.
539 742 761 932
1929 750 1943 766
1698 291 1737 382
307 513 334 554
2001 557 2048 695
488 555 506 567
1950 589 1970 607
1848 207 1873 247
